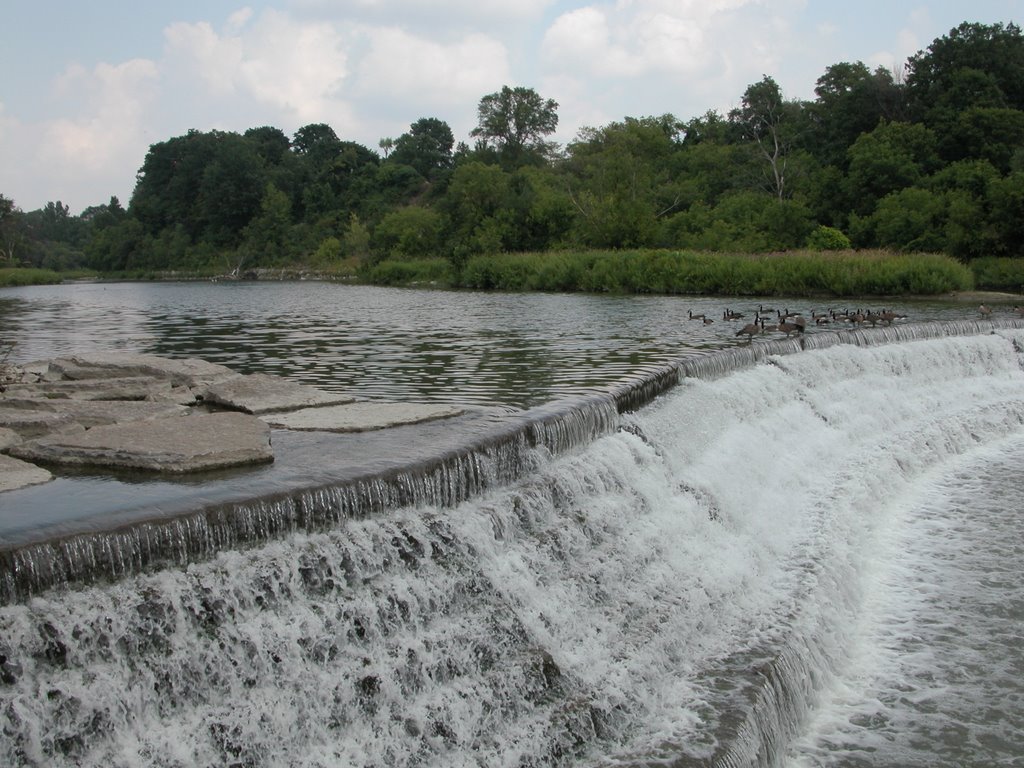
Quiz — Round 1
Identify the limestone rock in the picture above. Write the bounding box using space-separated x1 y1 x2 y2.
261 401 464 433
11 411 273 472
0 454 52 492
0 427 21 452
56 353 237 389
202 373 356 414
2 376 171 401
0 407 81 439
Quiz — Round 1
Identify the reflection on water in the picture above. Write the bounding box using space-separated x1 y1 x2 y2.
0 280 984 409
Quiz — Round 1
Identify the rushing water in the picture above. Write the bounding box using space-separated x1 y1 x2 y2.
1 282 1023 767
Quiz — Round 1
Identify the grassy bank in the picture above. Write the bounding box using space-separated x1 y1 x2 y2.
969 257 1024 294
0 268 67 287
362 249 975 297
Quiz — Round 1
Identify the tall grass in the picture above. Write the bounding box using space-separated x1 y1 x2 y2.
451 249 974 297
0 268 64 287
969 257 1024 293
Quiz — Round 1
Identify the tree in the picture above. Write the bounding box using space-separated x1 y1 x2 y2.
844 121 940 215
809 62 905 167
371 206 444 259
470 86 559 167
906 22 1024 117
292 123 342 156
565 115 687 247
389 117 454 180
244 126 291 165
0 194 23 265
730 76 802 199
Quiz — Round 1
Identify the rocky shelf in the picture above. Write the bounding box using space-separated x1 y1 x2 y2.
0 352 465 492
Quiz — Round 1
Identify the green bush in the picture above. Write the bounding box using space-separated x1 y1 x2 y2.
0 268 63 287
806 225 852 251
970 257 1024 292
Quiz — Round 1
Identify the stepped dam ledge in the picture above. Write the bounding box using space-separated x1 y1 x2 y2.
2 316 1024 766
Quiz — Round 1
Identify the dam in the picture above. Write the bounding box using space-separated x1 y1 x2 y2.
1 282 1023 766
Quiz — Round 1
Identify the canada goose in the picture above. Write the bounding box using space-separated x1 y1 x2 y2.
759 317 779 333
735 321 762 340
777 319 804 336
689 310 706 321
1014 306 1024 317
979 304 993 317
703 316 714 325
759 304 775 313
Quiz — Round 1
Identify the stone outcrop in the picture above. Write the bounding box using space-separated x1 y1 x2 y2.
202 373 356 414
0 455 52 492
261 401 464 432
0 351 468 490
10 412 273 473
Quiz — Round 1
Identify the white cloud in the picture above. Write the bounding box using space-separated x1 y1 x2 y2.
289 0 556 23
542 0 779 80
163 10 350 124
356 27 510 108
0 58 159 211
43 60 159 175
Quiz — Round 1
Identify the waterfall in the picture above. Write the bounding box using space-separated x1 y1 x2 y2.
2 319 1024 767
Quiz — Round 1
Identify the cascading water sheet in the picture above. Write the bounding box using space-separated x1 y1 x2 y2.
1 328 1023 767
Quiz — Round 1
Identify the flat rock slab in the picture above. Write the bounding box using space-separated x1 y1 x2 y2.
2 376 171 401
202 373 357 414
0 427 20 451
261 401 464 433
55 353 237 388
0 407 80 439
0 454 52 492
0 400 189 429
11 412 273 473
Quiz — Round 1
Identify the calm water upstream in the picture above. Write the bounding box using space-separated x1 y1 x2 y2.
1 281 1023 768
0 280 979 409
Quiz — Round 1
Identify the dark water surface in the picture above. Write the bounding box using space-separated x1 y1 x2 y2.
0 280 982 410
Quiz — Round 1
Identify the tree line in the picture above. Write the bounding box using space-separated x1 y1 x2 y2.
2 21 1023 277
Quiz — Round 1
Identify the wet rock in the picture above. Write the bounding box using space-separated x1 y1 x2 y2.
261 401 464 432
1 375 171 401
0 407 81 439
201 372 356 414
0 426 21 451
0 454 53 492
0 399 188 429
54 352 237 389
10 411 273 473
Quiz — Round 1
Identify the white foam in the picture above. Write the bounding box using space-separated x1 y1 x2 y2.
3 333 1024 766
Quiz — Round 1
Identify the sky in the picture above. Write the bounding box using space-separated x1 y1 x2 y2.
2 1 1021 214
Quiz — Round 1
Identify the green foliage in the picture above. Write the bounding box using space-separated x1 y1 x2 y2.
360 258 453 286
806 225 852 250
470 86 559 167
15 22 1024 292
448 249 971 296
969 257 1024 291
372 207 444 260
0 267 63 287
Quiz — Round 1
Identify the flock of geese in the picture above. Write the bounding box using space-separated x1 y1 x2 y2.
685 303 1024 342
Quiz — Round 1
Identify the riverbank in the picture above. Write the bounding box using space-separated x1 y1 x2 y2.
7 250 1023 298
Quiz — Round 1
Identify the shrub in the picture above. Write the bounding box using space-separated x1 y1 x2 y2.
806 225 852 251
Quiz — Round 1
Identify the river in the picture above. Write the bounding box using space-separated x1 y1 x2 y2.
1 281 1022 767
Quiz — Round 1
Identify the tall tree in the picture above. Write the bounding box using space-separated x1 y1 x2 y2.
809 62 904 167
906 22 1024 115
470 86 559 168
389 117 454 180
730 76 803 199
